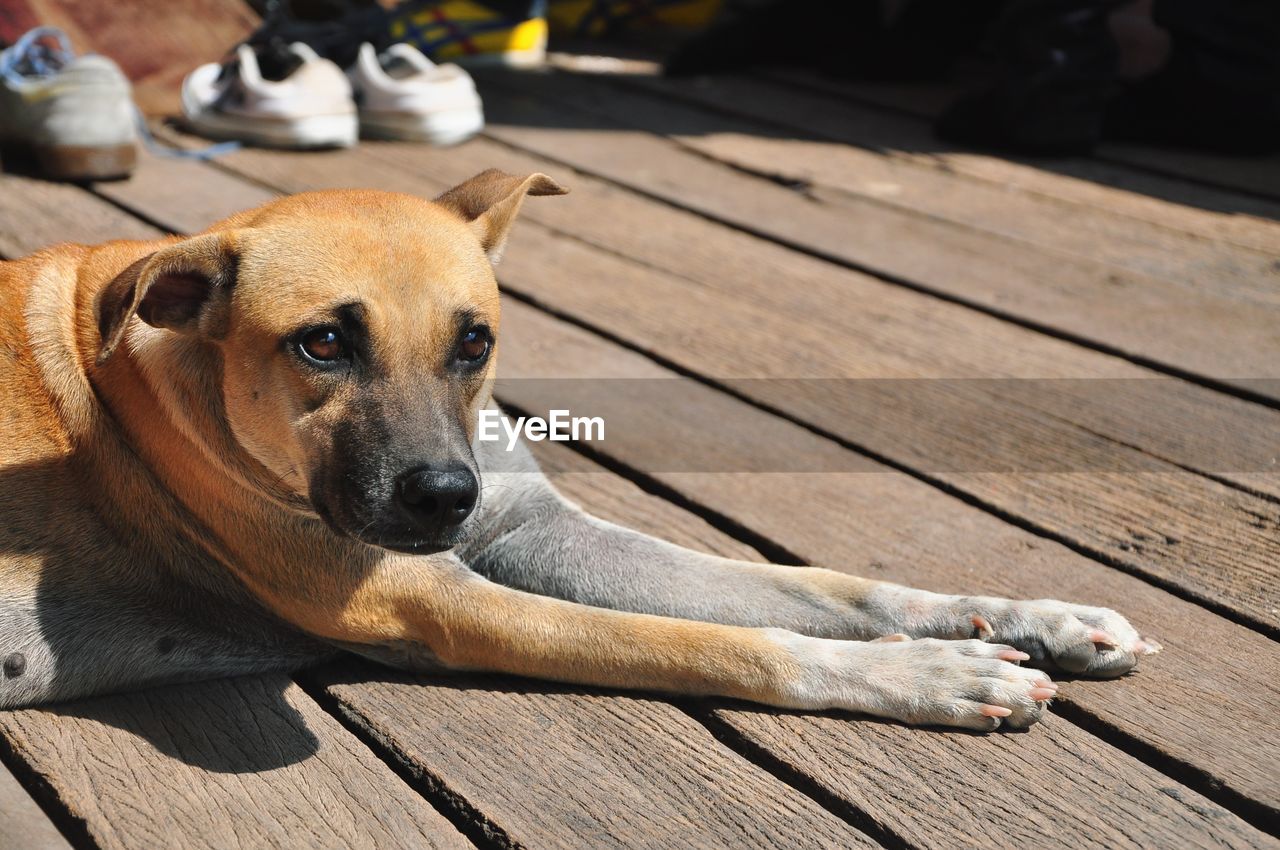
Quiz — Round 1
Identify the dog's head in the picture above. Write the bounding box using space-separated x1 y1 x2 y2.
95 170 566 553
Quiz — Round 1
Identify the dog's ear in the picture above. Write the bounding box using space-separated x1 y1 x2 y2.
434 169 568 263
96 231 240 364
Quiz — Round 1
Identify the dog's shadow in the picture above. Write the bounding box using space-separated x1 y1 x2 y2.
13 646 1087 781
0 455 332 775
14 673 323 775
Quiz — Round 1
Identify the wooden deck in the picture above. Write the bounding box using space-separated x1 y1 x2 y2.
2 56 1279 849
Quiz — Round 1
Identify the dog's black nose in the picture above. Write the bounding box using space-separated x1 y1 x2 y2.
397 465 479 527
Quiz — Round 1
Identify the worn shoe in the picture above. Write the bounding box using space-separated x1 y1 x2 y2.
388 0 548 69
182 42 358 149
0 27 137 180
349 42 483 144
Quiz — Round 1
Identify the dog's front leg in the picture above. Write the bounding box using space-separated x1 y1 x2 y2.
249 555 1054 730
464 440 1159 678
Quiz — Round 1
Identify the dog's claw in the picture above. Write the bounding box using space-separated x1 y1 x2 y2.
1088 629 1119 648
996 649 1031 663
1135 637 1163 655
970 614 995 640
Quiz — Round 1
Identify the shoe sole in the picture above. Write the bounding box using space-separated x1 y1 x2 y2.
30 143 136 181
185 111 358 150
359 108 484 146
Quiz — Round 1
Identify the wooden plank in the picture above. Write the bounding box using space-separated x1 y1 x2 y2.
193 139 1280 629
0 173 160 257
319 665 879 849
767 68 1280 203
516 436 1279 848
69 144 1280 820
0 759 71 850
711 708 1279 850
0 675 471 850
613 72 1280 290
91 147 278 235
752 68 1280 255
472 73 1280 398
496 298 1280 828
1100 144 1280 204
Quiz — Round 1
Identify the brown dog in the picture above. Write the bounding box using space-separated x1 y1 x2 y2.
0 171 1158 727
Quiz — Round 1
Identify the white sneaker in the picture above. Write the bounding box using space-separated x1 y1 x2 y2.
0 27 136 179
348 43 483 146
182 43 357 149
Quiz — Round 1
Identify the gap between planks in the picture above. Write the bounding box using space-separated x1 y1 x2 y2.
471 70 1280 411
759 67 1280 204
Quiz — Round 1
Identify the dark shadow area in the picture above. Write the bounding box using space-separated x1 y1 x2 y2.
29 674 321 774
467 60 1280 219
0 452 329 774
0 143 131 183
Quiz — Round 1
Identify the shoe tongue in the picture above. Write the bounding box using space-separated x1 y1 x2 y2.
249 40 308 82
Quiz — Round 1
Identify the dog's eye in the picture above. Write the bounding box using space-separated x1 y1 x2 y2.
458 328 491 364
299 327 345 363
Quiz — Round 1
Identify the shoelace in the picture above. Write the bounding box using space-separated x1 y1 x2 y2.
0 25 74 85
134 113 242 161
1 25 239 161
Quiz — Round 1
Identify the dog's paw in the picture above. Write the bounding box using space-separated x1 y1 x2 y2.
779 634 1056 731
971 600 1161 678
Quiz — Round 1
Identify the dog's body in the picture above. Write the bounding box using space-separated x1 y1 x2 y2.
0 172 1156 728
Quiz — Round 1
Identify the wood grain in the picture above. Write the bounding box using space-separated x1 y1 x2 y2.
473 74 1280 399
92 146 277 235
714 708 1279 850
0 758 70 850
524 439 1280 848
767 68 1280 204
499 298 1280 823
320 665 879 850
747 68 1280 255
0 675 470 850
0 173 160 257
17 134 1269 798
539 70 1280 287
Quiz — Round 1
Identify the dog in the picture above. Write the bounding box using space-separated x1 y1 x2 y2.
0 170 1159 729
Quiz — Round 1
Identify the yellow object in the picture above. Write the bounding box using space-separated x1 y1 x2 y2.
547 0 723 38
389 1 549 68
